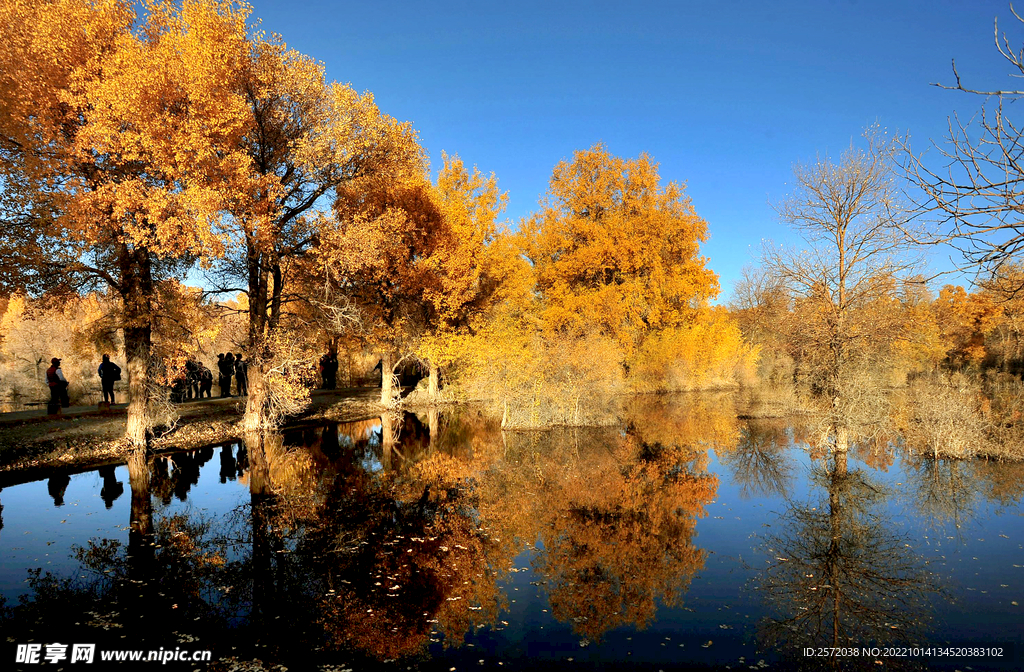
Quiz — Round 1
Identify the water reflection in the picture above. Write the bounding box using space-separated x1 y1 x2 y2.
718 418 795 499
1 402 1022 670
151 447 214 504
524 428 717 640
0 410 721 663
755 450 937 665
98 465 124 508
46 473 70 506
905 457 977 535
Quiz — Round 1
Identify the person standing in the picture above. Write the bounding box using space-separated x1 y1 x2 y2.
185 357 200 400
198 363 213 398
97 354 121 404
218 353 234 397
323 352 338 390
216 353 225 394
235 354 248 396
46 357 70 408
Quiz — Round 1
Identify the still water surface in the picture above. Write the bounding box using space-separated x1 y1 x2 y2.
1 395 1022 670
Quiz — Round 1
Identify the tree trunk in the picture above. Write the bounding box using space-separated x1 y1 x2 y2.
125 446 153 639
243 235 270 433
834 424 848 454
124 326 152 448
428 407 439 450
246 432 275 631
380 351 395 406
119 243 154 449
380 411 398 470
833 447 848 479
127 447 152 551
243 355 271 434
246 432 273 498
269 261 282 329
826 446 846 650
428 362 440 403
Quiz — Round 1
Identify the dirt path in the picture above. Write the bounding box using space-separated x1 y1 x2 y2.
0 387 382 479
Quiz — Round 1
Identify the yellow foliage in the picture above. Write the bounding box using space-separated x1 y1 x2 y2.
421 153 508 331
460 316 624 428
522 143 720 354
629 307 758 392
0 292 120 403
934 285 999 367
444 147 752 421
890 285 944 372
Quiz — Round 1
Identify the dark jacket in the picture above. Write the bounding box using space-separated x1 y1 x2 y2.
98 361 121 383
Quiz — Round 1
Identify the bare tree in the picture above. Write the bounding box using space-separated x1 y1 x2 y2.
764 128 920 443
902 6 1024 274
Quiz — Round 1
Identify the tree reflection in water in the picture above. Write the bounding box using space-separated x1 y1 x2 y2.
526 428 717 640
718 418 795 499
1 446 229 649
486 395 729 641
1 402 748 665
905 456 978 537
755 449 937 668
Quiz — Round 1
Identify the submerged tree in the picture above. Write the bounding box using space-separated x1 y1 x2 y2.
764 128 919 448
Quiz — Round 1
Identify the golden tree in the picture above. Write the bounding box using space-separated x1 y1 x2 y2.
933 284 998 368
416 153 507 401
522 144 719 356
203 27 422 429
318 173 439 406
976 263 1024 371
0 0 253 446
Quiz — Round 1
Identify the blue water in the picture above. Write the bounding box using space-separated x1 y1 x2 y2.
0 409 1021 671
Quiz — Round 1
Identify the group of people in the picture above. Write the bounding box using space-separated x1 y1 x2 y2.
173 357 214 402
45 351 249 409
217 353 248 397
171 353 247 402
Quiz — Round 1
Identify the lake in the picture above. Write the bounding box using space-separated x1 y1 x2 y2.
1 394 1021 670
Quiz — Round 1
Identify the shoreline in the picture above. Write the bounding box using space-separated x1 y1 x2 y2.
0 387 382 479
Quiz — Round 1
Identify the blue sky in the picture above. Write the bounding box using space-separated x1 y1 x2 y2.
250 0 1018 298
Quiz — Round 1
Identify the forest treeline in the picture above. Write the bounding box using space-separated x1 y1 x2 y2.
0 0 755 443
4 0 1024 460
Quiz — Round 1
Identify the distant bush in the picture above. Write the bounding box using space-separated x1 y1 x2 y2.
459 325 623 428
895 373 989 459
627 310 759 393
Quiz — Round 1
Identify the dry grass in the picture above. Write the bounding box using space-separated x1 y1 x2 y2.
740 381 814 418
896 373 988 459
459 331 624 428
887 371 1024 460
